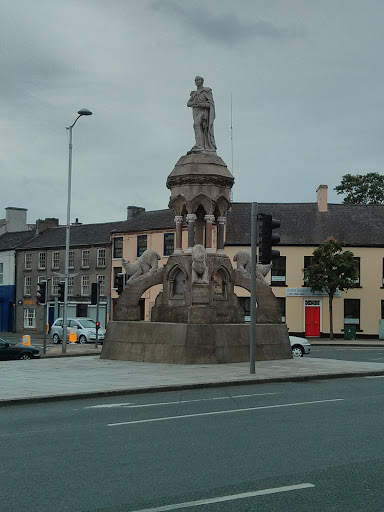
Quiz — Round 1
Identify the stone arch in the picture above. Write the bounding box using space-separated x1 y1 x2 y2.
214 194 230 216
169 194 186 216
189 194 214 215
168 264 188 297
232 269 282 324
114 268 164 320
212 265 230 298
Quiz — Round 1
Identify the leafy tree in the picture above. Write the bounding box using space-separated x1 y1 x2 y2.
334 172 384 204
303 237 358 339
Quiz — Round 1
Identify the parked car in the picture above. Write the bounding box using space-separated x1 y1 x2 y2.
50 317 106 344
289 336 311 357
0 337 40 360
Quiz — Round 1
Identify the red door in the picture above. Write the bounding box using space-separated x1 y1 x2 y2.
305 306 320 336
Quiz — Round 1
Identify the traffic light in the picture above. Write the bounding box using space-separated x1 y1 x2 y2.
36 281 47 305
91 282 98 305
259 214 281 264
116 273 125 295
58 281 65 302
95 321 100 330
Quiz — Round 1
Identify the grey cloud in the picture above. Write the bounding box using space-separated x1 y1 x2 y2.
151 0 305 44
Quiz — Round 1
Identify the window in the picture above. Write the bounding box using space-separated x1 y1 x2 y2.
24 308 36 328
344 299 360 330
25 253 32 270
271 256 286 286
303 256 312 285
24 276 32 296
353 257 360 286
113 267 122 289
97 248 106 268
38 252 46 270
163 233 174 256
238 297 250 321
0 262 3 285
97 275 105 297
277 297 286 322
81 249 90 268
69 250 75 269
52 251 60 270
381 300 384 319
68 276 74 297
76 304 88 317
113 237 123 259
52 276 59 296
137 235 147 257
81 275 90 296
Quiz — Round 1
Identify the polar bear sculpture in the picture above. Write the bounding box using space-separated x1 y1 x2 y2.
233 250 272 287
122 250 161 282
192 244 209 284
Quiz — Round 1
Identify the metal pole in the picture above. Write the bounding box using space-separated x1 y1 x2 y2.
95 281 100 349
250 202 258 374
62 123 75 354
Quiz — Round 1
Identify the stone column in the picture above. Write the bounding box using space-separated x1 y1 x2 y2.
174 216 184 253
204 215 215 253
217 216 226 254
186 213 196 252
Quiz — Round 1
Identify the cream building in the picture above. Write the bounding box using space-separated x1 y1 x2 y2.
111 187 384 338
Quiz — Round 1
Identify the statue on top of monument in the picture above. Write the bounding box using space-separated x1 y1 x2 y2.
187 76 217 153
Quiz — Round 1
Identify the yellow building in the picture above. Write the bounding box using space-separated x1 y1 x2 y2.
111 187 384 338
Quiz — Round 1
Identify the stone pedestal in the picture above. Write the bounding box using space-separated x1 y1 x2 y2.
101 321 292 364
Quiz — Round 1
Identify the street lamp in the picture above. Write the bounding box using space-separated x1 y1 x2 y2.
62 108 93 354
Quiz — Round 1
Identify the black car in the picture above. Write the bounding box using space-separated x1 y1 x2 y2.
0 337 40 360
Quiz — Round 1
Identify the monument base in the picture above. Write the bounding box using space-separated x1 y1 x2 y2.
101 321 292 364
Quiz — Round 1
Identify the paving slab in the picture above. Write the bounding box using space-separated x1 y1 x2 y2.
1 356 384 406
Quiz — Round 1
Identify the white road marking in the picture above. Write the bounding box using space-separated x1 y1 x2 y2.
108 398 343 427
86 402 133 408
127 483 315 512
86 392 276 409
365 375 384 378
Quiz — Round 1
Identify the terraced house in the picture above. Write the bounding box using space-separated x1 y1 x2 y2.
15 218 126 333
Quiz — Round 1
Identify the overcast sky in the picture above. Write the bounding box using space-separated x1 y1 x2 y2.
1 0 384 225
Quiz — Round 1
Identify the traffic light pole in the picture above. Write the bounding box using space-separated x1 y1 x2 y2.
250 202 258 374
95 281 100 349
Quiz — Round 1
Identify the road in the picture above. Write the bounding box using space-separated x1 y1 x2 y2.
1 377 384 511
310 345 384 363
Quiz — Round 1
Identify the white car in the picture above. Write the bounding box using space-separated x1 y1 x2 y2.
51 317 106 344
289 336 311 357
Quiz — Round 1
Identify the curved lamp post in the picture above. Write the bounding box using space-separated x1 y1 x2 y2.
62 108 93 354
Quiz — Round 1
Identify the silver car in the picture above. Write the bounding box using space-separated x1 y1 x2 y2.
51 317 106 344
289 336 311 357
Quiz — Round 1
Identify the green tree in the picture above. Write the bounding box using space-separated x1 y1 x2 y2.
303 237 358 339
334 172 384 204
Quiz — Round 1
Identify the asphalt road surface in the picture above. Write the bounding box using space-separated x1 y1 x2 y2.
310 346 384 363
1 377 384 511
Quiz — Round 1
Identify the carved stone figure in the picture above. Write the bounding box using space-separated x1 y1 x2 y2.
192 244 209 283
187 76 216 152
233 250 272 287
122 250 161 282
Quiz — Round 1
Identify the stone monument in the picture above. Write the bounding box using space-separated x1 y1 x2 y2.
101 77 292 364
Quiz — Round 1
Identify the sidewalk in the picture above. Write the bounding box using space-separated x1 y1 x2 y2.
1 351 384 406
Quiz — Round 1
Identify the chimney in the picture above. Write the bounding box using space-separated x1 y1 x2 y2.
72 218 82 225
5 207 28 232
127 206 146 219
36 218 59 234
316 185 328 212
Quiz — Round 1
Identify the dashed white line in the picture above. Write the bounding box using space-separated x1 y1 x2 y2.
108 398 343 427
86 392 276 409
127 483 315 511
